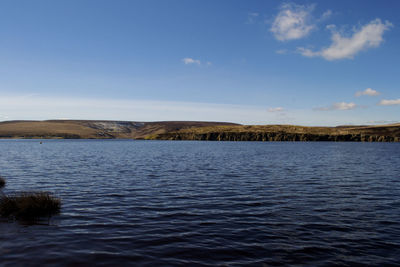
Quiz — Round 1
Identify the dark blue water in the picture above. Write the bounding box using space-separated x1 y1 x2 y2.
0 140 400 266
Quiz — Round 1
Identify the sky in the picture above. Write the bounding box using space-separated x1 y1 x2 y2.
0 0 399 126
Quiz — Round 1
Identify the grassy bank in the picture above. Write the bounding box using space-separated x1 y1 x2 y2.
147 124 400 142
0 177 5 189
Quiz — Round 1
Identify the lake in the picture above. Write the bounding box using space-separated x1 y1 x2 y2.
0 140 400 266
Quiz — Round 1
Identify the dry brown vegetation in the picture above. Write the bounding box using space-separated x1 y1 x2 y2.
0 176 61 221
0 121 99 139
0 120 237 139
0 192 61 220
0 176 5 189
147 124 400 142
132 121 238 139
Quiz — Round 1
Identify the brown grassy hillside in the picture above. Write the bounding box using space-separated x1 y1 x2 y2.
0 120 237 139
0 121 100 139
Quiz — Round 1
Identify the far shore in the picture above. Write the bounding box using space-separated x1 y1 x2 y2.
0 120 399 142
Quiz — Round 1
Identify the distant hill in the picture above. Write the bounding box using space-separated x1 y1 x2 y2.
0 120 399 141
0 120 237 139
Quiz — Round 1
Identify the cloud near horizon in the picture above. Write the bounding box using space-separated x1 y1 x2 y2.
315 102 357 111
270 3 316 41
0 95 284 124
378 99 400 106
355 88 380 97
0 95 392 126
268 107 285 112
298 19 392 60
367 120 399 124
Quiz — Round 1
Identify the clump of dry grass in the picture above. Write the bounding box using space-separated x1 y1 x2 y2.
0 176 5 189
0 192 61 220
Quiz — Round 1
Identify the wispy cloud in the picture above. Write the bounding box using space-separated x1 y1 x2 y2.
268 107 285 112
270 3 315 41
246 12 259 24
275 49 288 55
367 120 399 124
355 88 380 97
378 99 400 106
182 57 211 66
0 95 390 126
332 102 357 110
298 19 392 60
315 102 357 111
182 57 201 65
0 95 282 124
320 10 332 21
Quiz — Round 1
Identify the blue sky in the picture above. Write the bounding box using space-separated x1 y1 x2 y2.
0 0 399 125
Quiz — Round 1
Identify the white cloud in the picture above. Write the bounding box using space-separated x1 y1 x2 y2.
355 88 380 97
268 107 285 112
182 58 212 66
297 47 316 57
333 102 357 110
378 99 400 106
182 58 201 65
298 19 392 60
270 3 315 41
315 102 357 111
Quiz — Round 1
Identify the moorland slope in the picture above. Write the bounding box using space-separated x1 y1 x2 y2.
1 120 399 141
146 124 400 142
0 120 237 139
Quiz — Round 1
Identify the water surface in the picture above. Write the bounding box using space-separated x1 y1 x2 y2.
0 140 399 266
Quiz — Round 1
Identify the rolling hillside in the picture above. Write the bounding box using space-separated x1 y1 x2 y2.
0 120 237 139
0 120 399 141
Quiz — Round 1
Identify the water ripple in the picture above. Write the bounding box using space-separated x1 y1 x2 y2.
0 140 399 266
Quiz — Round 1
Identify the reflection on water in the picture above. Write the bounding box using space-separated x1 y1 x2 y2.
0 140 400 265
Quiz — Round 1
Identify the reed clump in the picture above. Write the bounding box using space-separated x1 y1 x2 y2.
0 176 5 189
0 192 61 220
